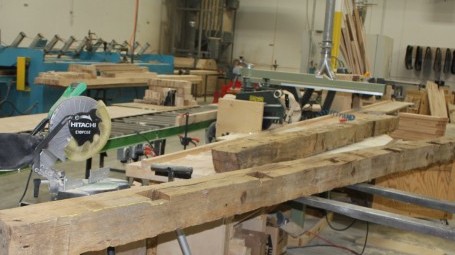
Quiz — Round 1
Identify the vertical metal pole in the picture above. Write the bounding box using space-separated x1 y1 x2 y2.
316 0 336 80
131 0 139 63
85 158 92 179
176 228 192 255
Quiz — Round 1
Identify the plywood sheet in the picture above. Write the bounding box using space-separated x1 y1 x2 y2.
373 163 455 219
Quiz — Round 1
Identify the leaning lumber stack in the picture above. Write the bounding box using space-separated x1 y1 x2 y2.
137 78 198 107
404 81 454 120
339 0 370 75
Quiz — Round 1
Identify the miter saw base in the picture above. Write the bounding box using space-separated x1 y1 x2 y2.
34 168 130 200
57 178 130 199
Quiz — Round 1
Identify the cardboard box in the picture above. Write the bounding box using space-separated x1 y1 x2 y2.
235 229 268 255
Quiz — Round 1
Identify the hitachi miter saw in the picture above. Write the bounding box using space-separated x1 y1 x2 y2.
0 83 128 201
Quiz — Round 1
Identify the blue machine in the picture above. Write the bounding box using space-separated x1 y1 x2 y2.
0 33 174 117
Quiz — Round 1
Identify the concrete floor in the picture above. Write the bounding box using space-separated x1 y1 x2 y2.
1 98 455 254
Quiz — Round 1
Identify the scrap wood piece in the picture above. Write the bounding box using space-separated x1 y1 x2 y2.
211 114 399 172
215 99 264 137
390 112 448 141
68 64 97 78
93 63 148 73
174 109 218 126
427 81 448 118
448 103 455 123
359 101 413 114
2 137 455 254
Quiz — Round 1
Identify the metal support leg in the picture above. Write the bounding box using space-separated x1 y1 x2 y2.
347 183 455 214
85 158 92 179
296 196 455 241
300 88 314 108
176 228 192 255
322 90 336 112
107 246 115 255
99 152 107 168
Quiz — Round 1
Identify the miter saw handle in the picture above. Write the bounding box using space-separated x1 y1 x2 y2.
48 82 87 118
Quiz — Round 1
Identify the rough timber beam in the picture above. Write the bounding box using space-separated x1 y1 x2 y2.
212 113 399 172
1 137 455 254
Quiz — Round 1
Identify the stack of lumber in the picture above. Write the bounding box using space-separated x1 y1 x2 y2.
339 0 370 75
137 78 198 107
35 63 157 88
404 89 429 114
390 112 448 141
378 110 450 219
174 57 218 70
174 69 219 96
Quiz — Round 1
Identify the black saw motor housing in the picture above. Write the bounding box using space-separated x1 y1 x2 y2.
68 109 102 146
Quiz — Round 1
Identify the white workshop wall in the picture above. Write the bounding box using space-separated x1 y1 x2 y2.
363 0 455 86
0 0 164 53
233 0 326 72
233 0 455 86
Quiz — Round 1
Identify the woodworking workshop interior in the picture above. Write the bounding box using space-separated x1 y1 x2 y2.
2 0 455 254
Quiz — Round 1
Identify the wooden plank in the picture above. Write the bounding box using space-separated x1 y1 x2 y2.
174 57 218 70
93 63 148 73
0 106 155 133
448 103 455 123
100 72 157 79
427 81 448 118
113 102 196 112
215 99 264 137
1 137 455 254
287 213 333 247
174 109 217 126
211 114 399 172
68 64 97 78
35 76 151 89
359 101 413 114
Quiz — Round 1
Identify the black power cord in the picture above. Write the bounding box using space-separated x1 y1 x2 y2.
18 169 33 206
326 213 357 231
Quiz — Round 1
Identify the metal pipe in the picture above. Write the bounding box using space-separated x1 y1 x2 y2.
44 34 63 53
347 183 455 214
176 228 192 254
137 42 150 55
316 0 336 79
297 196 455 241
29 33 45 48
11 32 27 47
61 36 76 52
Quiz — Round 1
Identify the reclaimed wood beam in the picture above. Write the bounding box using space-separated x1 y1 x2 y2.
212 113 399 172
1 137 455 254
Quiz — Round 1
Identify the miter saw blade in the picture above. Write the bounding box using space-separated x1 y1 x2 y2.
48 96 111 162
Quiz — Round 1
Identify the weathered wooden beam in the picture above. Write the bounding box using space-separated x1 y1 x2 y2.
211 113 399 172
1 137 454 254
